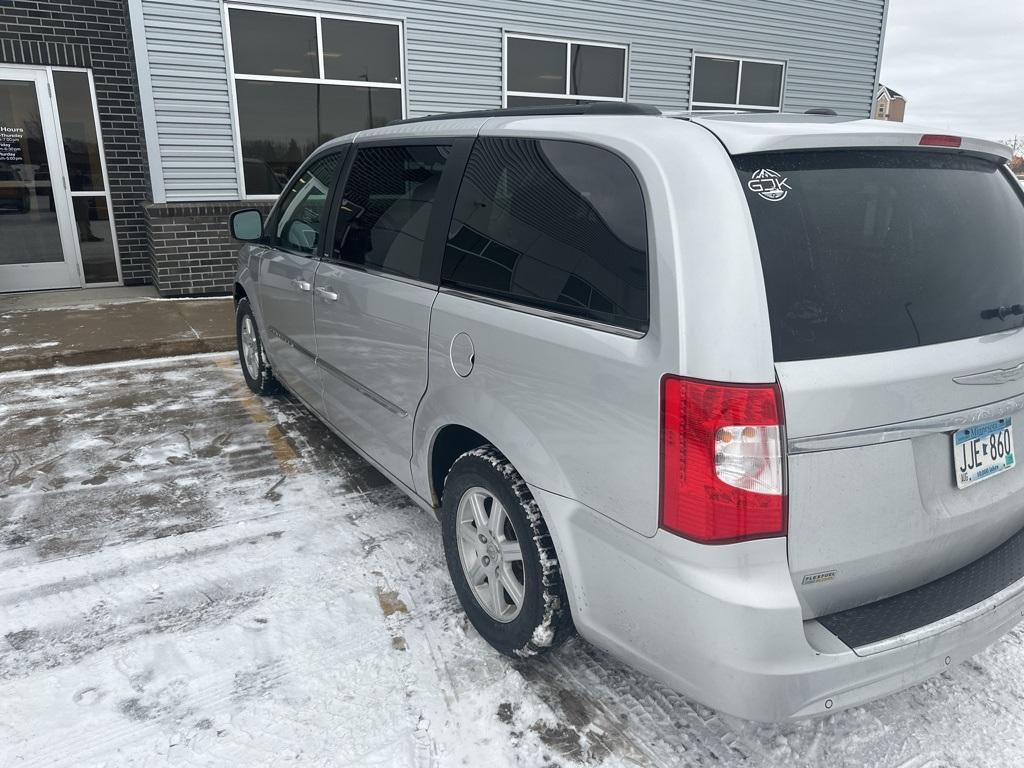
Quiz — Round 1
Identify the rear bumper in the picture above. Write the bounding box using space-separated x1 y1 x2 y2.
533 487 1024 722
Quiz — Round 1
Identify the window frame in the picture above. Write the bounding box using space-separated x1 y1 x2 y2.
502 32 629 107
689 52 787 112
223 3 408 200
323 136 475 288
438 136 651 338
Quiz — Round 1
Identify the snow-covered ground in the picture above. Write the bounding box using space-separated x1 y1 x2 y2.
2 353 1024 767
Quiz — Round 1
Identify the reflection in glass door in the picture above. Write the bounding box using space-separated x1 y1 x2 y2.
53 69 120 285
0 68 80 292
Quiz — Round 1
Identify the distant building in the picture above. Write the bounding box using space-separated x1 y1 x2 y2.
874 84 907 122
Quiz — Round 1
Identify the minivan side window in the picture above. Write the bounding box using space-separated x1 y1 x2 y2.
274 153 341 255
442 137 648 332
331 144 450 282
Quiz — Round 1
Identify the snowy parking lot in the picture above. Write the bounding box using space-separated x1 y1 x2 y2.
3 353 1024 767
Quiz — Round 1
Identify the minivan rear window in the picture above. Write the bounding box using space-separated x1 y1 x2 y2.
735 150 1024 362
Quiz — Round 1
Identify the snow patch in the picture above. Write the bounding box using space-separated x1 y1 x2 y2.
0 351 234 383
0 341 60 353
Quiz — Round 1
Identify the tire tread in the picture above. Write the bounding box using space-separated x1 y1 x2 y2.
236 298 282 396
443 445 575 657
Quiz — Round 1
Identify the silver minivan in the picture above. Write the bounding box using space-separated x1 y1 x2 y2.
230 104 1024 721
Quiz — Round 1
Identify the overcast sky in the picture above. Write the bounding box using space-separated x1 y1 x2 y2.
880 0 1024 142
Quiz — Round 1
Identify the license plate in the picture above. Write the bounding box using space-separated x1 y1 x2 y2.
953 417 1015 489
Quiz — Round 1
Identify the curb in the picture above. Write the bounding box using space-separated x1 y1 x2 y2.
0 336 236 373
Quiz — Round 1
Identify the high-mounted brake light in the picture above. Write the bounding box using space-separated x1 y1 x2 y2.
660 376 786 544
919 134 962 148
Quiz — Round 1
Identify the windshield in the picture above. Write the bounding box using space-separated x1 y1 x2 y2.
735 150 1024 362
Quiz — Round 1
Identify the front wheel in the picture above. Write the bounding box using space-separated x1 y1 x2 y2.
441 446 575 657
235 298 281 395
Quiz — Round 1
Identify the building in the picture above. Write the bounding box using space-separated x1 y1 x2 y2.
0 0 889 297
874 83 906 122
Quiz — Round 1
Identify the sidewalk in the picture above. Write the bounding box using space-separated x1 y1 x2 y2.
0 287 236 372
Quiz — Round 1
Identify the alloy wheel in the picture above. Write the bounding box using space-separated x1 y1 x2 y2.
240 314 260 379
455 486 526 622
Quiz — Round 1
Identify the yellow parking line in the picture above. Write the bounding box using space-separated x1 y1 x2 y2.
213 355 299 474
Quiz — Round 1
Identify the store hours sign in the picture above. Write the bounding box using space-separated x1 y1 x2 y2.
0 125 25 163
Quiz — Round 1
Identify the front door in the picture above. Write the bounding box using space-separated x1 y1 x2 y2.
257 151 344 412
0 68 80 292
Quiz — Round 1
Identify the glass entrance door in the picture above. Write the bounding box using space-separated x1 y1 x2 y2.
0 68 81 292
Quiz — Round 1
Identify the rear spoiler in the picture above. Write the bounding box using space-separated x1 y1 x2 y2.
688 115 1012 163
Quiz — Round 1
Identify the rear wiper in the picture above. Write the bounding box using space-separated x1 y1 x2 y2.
980 304 1024 320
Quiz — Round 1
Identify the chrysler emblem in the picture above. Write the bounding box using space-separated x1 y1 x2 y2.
954 362 1024 385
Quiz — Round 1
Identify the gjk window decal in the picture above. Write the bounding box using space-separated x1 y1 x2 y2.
747 169 791 201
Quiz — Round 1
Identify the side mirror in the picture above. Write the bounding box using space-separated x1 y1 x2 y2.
230 208 263 242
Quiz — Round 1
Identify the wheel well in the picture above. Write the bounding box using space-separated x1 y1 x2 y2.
233 282 247 305
430 425 490 505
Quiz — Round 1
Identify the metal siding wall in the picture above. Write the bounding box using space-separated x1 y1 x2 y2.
138 0 885 202
143 0 239 199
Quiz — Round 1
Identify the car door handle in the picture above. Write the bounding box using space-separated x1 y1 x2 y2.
315 286 339 301
291 279 312 292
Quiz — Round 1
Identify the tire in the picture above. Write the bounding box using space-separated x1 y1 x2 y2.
235 297 281 396
441 446 575 657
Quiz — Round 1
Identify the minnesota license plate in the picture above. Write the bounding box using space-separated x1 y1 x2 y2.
953 417 1015 489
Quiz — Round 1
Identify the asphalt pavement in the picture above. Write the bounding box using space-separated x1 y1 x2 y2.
2 354 1023 766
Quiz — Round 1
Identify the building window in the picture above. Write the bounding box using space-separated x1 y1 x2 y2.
226 6 405 197
690 54 785 111
503 34 627 108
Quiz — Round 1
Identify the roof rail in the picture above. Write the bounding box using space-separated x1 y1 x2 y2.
387 101 661 126
805 107 839 116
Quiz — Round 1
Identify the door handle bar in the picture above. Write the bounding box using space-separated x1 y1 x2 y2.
315 286 339 301
291 279 312 292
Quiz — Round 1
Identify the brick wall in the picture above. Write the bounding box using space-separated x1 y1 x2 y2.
144 200 274 297
0 0 151 284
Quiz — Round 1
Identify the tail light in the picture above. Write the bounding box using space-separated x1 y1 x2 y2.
920 134 962 148
660 376 786 544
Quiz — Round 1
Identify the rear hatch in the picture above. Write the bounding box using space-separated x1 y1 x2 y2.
734 147 1024 619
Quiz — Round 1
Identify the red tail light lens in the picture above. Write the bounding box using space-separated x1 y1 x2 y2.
919 134 962 148
660 376 786 544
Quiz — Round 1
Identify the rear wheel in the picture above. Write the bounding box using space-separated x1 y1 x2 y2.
441 446 574 657
236 298 281 395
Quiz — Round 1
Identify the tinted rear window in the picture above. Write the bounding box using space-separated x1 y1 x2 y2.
736 151 1024 361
